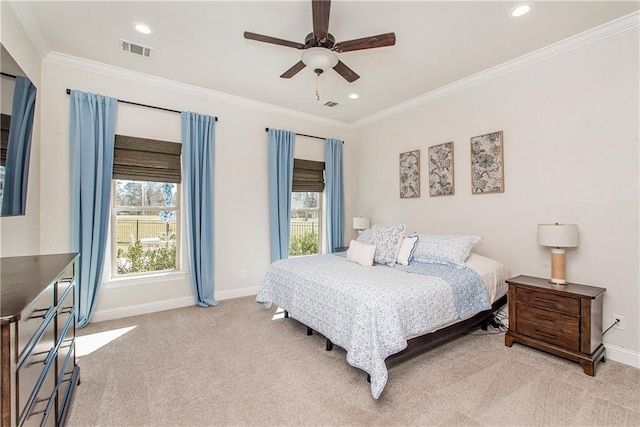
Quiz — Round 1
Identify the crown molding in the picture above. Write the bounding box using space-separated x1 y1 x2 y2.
43 52 350 129
353 11 640 128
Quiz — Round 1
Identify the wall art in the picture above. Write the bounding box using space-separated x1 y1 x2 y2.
470 131 504 194
428 141 455 196
399 150 420 198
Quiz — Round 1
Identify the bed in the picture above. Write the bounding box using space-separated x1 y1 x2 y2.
256 231 508 399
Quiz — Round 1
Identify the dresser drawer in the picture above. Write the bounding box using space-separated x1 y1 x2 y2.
17 285 55 361
56 285 74 339
56 342 76 425
516 304 580 351
17 318 56 422
56 313 75 383
20 361 57 427
515 287 580 315
56 279 74 305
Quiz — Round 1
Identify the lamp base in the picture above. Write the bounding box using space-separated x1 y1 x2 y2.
550 248 567 284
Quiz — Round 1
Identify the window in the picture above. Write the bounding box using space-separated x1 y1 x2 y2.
290 192 321 256
111 135 181 277
0 114 10 208
290 159 325 256
112 180 179 275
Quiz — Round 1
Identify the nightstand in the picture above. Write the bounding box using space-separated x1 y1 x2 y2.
505 275 606 376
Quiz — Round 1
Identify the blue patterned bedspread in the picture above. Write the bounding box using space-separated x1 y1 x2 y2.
256 254 490 399
393 261 490 319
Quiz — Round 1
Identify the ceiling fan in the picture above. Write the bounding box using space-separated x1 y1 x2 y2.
244 0 396 83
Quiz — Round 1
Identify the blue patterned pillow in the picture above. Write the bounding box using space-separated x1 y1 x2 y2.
412 234 481 268
357 224 406 265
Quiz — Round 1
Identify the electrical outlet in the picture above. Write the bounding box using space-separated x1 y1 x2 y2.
240 269 247 278
612 314 624 331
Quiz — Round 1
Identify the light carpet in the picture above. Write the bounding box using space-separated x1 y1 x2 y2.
67 296 640 426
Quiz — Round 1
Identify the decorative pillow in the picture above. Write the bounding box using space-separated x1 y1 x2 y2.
412 234 481 268
357 224 406 265
396 234 419 266
355 228 375 245
346 240 376 267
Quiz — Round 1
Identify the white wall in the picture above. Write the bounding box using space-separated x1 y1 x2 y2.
38 56 354 320
0 2 42 257
351 29 639 357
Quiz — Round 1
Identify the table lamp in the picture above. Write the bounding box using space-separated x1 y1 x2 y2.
353 217 370 234
537 223 579 284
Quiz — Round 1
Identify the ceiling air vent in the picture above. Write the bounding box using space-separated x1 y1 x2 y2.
120 39 152 58
323 101 339 107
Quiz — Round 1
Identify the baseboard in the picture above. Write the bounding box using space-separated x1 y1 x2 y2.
91 286 260 323
604 343 640 368
215 285 260 301
91 296 196 323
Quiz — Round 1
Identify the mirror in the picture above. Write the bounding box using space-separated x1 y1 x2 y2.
0 43 37 216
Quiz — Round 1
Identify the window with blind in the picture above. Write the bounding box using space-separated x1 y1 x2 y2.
111 135 182 276
290 159 324 257
0 114 10 207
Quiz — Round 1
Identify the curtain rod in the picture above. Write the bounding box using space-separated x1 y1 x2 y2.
1 72 17 79
264 127 342 143
65 89 218 121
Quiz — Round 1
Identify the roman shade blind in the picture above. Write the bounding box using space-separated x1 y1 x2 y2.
292 158 325 192
1 114 10 166
113 135 182 183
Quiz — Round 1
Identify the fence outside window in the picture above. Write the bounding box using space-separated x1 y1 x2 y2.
116 218 177 248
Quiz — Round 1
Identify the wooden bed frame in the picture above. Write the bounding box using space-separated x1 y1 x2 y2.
284 293 508 380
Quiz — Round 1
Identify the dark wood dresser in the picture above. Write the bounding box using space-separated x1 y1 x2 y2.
1 253 80 426
505 275 606 376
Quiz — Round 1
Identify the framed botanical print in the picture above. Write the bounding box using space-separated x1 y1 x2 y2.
470 131 504 194
399 150 420 198
428 142 455 196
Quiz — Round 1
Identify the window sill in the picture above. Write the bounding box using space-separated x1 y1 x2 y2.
104 271 188 289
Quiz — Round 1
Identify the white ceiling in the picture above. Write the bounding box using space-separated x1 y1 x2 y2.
11 1 640 124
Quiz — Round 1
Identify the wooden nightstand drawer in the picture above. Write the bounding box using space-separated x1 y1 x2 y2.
516 305 580 351
516 287 580 315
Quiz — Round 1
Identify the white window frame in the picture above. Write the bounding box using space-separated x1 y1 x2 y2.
110 179 181 278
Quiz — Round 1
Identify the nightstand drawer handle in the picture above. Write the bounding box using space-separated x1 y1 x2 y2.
534 314 556 322
533 297 557 305
534 329 557 339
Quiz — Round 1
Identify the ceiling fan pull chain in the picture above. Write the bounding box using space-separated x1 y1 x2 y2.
315 75 320 101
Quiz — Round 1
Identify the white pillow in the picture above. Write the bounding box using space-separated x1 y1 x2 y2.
412 234 481 268
357 224 406 265
396 235 419 266
346 240 376 267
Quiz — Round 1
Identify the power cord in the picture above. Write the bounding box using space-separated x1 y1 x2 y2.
602 318 620 336
466 311 509 335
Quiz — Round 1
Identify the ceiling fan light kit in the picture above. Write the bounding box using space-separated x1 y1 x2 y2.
244 0 396 84
302 48 338 75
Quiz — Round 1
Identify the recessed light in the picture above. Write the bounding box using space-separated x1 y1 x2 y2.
349 93 359 100
510 3 531 18
133 22 152 35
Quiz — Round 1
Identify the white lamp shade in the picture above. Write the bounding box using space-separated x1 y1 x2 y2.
353 217 370 230
301 47 339 72
537 223 579 248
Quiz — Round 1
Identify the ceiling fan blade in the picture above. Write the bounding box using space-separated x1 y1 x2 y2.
333 60 359 82
312 0 331 41
244 32 305 49
334 32 396 53
280 61 307 78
